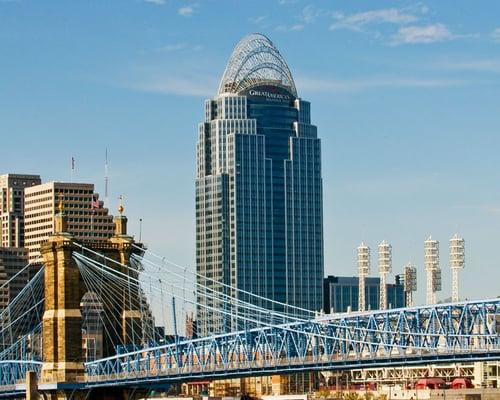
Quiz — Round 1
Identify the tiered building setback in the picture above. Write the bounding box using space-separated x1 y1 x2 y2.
24 182 115 263
196 34 324 335
0 174 41 247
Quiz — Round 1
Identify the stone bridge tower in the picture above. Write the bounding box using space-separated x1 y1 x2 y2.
38 198 143 398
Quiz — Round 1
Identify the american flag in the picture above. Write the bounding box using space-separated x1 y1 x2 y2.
91 195 100 210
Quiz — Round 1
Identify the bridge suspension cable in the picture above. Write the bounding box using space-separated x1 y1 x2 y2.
0 267 44 362
72 246 460 350
131 244 317 318
74 252 297 339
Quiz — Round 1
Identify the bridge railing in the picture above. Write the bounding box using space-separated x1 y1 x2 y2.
0 360 42 388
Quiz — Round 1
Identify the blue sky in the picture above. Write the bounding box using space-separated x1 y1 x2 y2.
1 0 499 306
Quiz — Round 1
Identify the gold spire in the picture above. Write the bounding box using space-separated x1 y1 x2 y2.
58 193 64 214
118 195 124 215
114 194 128 237
54 192 69 234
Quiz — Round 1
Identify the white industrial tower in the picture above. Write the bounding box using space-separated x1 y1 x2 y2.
402 262 417 307
449 234 465 302
424 236 441 304
378 240 392 310
357 242 370 312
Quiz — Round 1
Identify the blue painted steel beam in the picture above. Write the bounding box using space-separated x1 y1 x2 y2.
82 299 500 388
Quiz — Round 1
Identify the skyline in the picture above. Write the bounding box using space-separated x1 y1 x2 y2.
1 0 499 306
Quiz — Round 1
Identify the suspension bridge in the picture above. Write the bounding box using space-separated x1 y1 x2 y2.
0 209 499 399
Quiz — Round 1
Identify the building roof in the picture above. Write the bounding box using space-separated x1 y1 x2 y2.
217 33 297 97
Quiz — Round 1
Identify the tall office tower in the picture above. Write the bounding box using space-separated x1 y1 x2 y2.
424 236 441 304
357 242 370 312
196 34 324 335
378 240 392 310
449 234 465 302
24 182 115 263
0 174 41 247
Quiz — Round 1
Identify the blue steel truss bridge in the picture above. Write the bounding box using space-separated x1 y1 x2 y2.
0 216 499 399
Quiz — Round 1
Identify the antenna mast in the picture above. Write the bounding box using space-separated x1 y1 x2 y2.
104 148 109 206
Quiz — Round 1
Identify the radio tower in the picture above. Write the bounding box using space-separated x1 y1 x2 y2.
357 242 370 312
424 236 441 304
403 262 417 307
449 234 465 302
104 148 109 206
378 240 392 310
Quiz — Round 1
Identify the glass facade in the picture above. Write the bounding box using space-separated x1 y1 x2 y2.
323 275 406 314
196 36 324 335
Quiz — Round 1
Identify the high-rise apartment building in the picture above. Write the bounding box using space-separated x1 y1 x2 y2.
196 34 324 335
0 174 41 247
24 182 115 263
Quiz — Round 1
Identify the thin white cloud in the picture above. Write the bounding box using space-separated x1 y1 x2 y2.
276 5 325 33
492 28 500 42
300 5 323 24
178 5 195 17
123 74 218 97
328 6 475 45
390 23 456 45
435 59 500 73
296 75 468 93
452 204 500 216
276 24 305 32
249 15 268 25
143 0 166 5
155 43 188 52
153 43 203 53
121 73 468 98
330 8 418 31
484 206 500 215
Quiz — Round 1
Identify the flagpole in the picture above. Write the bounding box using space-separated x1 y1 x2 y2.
70 157 75 183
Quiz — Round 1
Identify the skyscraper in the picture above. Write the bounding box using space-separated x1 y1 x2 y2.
0 174 41 303
196 34 324 335
0 174 41 247
24 182 115 263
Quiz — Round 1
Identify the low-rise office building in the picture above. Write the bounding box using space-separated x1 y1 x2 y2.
323 275 406 314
